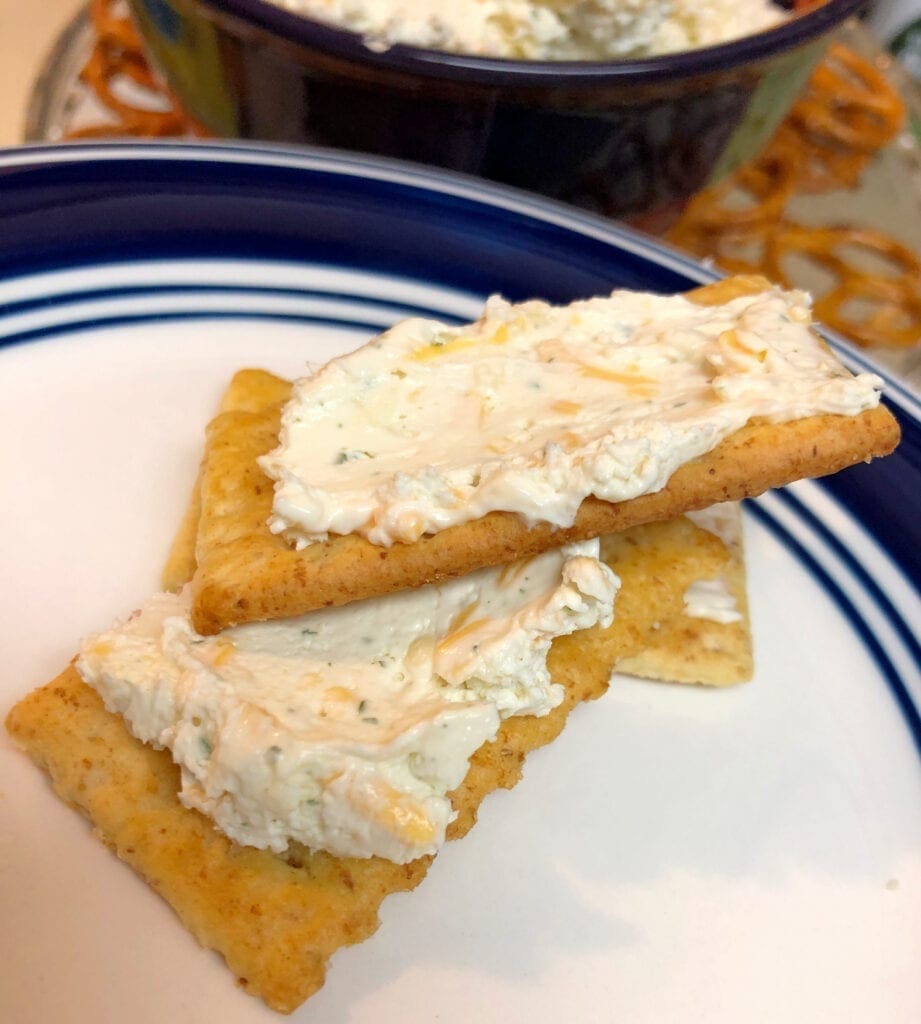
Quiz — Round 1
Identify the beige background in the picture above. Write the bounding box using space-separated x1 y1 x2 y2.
1 0 83 146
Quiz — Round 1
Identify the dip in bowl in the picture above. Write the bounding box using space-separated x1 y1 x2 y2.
127 0 861 221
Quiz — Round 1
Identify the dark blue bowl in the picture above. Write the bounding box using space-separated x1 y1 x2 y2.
127 0 863 222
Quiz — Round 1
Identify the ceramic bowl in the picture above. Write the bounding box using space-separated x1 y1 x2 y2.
127 0 862 222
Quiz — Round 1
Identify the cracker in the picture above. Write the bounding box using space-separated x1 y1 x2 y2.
4 383 757 1012
5 668 424 1014
171 370 753 684
188 279 898 633
6 527 690 1014
611 513 753 686
161 371 293 592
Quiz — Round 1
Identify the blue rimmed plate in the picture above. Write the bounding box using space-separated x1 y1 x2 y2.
1 142 918 1024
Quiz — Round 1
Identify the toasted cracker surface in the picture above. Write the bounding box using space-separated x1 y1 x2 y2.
611 512 753 686
193 402 896 635
5 668 426 1014
7 426 730 1013
189 281 899 632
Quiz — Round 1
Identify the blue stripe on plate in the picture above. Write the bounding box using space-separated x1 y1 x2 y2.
0 283 468 324
0 146 694 301
773 486 921 669
814 401 921 591
748 500 921 760
0 145 915 405
0 311 388 350
0 141 719 279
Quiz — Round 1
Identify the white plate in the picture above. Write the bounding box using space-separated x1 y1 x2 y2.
1 143 919 1024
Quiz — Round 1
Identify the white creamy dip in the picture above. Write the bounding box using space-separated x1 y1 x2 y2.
77 542 617 863
683 504 743 622
261 286 882 549
272 0 785 59
685 502 743 552
683 576 742 624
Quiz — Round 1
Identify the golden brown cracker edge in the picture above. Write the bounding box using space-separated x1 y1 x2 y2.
162 370 294 591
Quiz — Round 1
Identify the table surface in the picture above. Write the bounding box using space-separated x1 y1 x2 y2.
0 0 83 147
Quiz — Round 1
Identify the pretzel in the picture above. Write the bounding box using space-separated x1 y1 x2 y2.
66 0 203 140
763 223 920 289
791 44 905 153
668 42 917 349
89 0 144 51
767 122 871 194
814 277 921 349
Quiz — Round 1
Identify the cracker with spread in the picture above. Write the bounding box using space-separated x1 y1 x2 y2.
169 368 755 688
6 481 724 1014
188 276 897 635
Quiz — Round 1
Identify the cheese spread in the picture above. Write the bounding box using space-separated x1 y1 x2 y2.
261 286 882 549
682 504 744 623
271 0 785 59
685 502 742 552
77 542 617 863
683 576 742 624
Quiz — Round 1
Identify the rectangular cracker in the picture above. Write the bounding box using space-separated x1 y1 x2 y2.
172 369 753 685
6 515 705 1014
189 278 899 633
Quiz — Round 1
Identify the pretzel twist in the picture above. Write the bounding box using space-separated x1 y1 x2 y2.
669 41 917 349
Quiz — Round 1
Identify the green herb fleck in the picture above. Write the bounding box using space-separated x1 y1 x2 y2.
362 716 379 725
358 699 368 714
301 627 318 636
199 736 213 756
335 449 376 465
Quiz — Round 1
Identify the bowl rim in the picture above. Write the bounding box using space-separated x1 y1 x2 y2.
184 0 864 84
